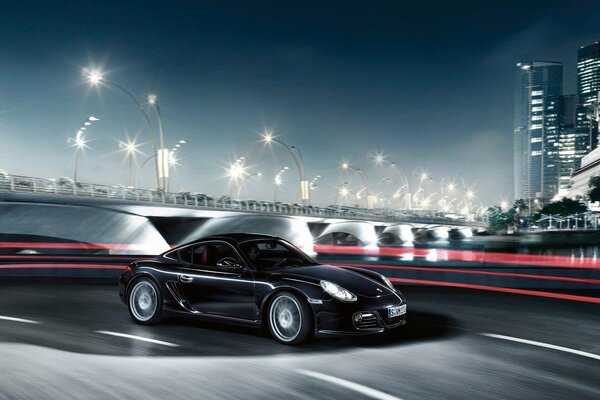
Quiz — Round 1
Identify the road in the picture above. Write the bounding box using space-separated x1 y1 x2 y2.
0 281 598 399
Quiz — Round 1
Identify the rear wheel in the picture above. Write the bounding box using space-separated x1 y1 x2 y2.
268 292 312 345
128 278 163 325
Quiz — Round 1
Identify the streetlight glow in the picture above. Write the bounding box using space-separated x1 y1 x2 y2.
87 70 103 85
374 152 385 165
261 131 274 144
119 139 141 156
147 94 158 105
227 162 246 180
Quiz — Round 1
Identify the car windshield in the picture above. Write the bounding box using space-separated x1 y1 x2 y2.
239 239 317 270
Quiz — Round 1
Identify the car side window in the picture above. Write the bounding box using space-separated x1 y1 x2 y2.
183 242 243 270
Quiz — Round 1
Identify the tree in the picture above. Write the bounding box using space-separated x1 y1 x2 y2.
486 206 515 232
536 198 587 218
588 176 600 189
590 187 600 202
588 176 600 201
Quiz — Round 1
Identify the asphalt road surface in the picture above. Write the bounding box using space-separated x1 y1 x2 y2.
0 281 598 400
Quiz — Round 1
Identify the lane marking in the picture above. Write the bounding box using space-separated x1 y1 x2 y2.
296 369 402 400
481 333 600 361
387 277 600 304
0 315 40 324
95 330 179 347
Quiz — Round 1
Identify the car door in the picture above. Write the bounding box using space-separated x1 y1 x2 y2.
178 241 256 321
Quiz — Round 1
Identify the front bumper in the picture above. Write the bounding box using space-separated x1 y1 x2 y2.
312 291 407 336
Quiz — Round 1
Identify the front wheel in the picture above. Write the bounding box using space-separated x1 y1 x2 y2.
268 292 312 345
128 278 163 325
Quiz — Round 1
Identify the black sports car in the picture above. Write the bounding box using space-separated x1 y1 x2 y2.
119 233 407 344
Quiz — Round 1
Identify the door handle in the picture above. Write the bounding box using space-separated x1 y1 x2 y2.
179 274 193 283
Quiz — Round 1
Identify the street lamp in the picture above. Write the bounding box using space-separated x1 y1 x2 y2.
137 139 188 190
146 94 167 191
341 161 371 208
84 68 160 190
166 139 188 192
373 152 385 165
310 175 321 190
69 115 99 182
237 172 262 199
273 166 289 203
261 131 308 205
226 158 248 197
336 183 350 207
118 138 142 187
385 161 411 210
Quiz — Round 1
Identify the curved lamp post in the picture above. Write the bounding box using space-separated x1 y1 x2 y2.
85 69 161 190
341 162 371 208
69 115 99 182
261 132 308 205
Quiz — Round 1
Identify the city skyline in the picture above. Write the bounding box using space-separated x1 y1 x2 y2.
1 1 600 205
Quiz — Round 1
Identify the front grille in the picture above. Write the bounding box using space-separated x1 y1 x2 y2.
353 313 383 330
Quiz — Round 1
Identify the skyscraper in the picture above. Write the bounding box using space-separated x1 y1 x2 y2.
558 94 593 193
577 42 600 107
514 62 563 201
573 42 600 169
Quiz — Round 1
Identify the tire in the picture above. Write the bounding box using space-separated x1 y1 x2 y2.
127 278 163 325
267 291 313 345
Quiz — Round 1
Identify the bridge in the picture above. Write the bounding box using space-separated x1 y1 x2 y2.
0 174 483 226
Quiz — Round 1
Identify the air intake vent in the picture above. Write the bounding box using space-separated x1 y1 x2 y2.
353 312 382 330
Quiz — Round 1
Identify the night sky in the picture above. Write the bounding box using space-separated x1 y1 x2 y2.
1 0 599 206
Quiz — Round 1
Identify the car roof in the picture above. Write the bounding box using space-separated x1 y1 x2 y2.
188 232 284 245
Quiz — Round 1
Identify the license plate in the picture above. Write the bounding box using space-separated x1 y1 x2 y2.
388 304 407 318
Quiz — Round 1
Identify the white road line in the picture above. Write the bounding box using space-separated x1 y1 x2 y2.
481 333 600 361
95 331 179 347
296 369 403 400
0 315 40 324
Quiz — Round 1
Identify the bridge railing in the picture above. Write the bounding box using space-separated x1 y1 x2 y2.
0 174 481 226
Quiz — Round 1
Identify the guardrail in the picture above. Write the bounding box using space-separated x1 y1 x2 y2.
0 174 483 226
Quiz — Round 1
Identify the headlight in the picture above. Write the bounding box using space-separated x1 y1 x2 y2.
320 280 357 302
381 275 396 291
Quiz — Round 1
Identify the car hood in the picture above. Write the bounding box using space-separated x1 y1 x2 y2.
270 264 392 298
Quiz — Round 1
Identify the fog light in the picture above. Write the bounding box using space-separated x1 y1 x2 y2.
353 312 363 322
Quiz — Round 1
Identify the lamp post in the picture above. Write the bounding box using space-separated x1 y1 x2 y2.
310 175 321 190
341 162 371 208
118 139 142 187
261 132 308 205
389 161 411 210
69 115 99 182
146 94 168 191
137 139 187 190
335 182 350 207
227 157 247 197
85 69 160 190
273 166 289 203
237 172 262 199
166 139 188 192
